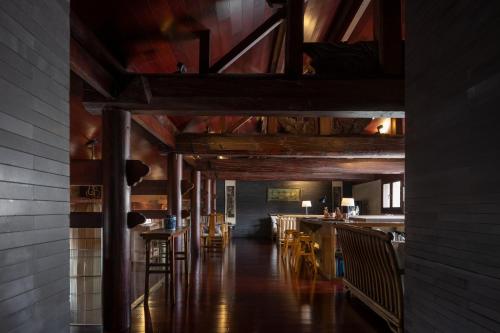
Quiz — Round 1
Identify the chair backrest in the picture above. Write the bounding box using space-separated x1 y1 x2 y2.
336 224 404 329
277 215 298 241
208 213 217 237
216 213 225 224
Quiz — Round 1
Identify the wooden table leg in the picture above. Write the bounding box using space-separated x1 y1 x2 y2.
169 238 176 305
144 240 150 299
184 231 189 275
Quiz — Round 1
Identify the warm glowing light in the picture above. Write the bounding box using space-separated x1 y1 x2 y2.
379 118 392 134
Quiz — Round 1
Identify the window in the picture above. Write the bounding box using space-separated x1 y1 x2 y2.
383 183 391 208
382 180 403 211
392 181 401 208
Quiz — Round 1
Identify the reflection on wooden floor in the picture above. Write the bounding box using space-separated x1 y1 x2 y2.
131 238 390 333
71 238 390 333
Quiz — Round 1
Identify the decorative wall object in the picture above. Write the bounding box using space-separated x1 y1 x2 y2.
267 188 301 202
278 117 317 135
225 180 236 224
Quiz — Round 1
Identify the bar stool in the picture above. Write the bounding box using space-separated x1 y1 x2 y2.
292 235 317 275
281 230 299 259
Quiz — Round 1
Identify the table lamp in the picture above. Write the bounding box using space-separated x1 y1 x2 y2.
302 200 312 215
341 197 355 217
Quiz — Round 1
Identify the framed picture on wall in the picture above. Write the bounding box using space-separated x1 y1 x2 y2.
225 180 236 224
267 188 301 202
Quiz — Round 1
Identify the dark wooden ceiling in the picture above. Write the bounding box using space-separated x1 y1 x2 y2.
70 0 405 182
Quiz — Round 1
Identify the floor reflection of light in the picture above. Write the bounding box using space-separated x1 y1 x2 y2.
217 302 229 332
301 304 312 324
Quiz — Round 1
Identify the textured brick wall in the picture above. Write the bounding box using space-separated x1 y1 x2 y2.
0 0 70 332
405 1 500 332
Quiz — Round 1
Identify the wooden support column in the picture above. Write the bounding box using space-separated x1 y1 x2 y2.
267 117 279 134
319 117 333 135
198 30 210 74
191 170 201 256
102 108 131 333
168 153 183 224
285 0 304 77
203 178 212 215
211 178 217 214
374 0 403 75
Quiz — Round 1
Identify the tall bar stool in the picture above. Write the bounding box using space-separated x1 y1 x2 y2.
292 235 317 275
281 230 300 259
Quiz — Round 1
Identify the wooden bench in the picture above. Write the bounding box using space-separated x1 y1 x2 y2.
336 224 404 333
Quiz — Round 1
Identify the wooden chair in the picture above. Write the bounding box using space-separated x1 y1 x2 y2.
201 214 226 250
281 230 299 260
292 235 317 275
277 215 298 247
336 224 404 333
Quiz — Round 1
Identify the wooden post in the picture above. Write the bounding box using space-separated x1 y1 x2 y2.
102 108 131 332
203 178 212 215
167 153 183 224
191 170 201 256
198 30 210 74
285 0 304 78
319 117 333 135
374 0 403 75
211 178 217 214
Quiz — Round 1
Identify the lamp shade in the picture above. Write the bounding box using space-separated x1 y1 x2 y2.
341 198 355 207
301 200 312 208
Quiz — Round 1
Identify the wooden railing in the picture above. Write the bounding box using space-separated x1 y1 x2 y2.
336 224 404 333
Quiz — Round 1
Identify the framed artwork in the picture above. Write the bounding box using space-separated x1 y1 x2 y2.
267 188 301 202
225 180 236 224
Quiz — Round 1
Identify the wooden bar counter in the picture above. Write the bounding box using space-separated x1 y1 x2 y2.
299 216 405 279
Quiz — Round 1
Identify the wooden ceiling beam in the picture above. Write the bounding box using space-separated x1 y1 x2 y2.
202 171 377 181
285 0 304 77
83 74 404 117
176 134 404 158
268 22 286 73
210 9 285 73
198 158 404 174
70 38 115 99
132 115 176 148
325 0 365 42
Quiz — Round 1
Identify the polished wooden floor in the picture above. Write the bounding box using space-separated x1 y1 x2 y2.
72 239 391 333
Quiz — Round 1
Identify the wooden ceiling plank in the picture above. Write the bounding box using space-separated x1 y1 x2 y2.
175 134 404 158
83 74 404 117
285 0 304 77
209 8 286 73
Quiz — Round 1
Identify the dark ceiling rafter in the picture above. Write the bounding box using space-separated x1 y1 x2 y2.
209 8 286 73
227 117 253 133
325 0 365 42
